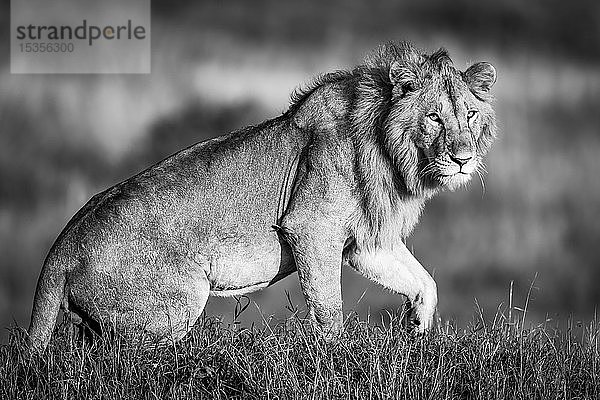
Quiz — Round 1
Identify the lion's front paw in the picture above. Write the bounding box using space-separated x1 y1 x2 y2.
408 315 431 334
403 302 435 334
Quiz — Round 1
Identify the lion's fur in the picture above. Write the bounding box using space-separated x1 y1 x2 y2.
27 41 497 351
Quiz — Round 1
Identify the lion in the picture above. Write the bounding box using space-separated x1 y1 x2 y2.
27 42 497 352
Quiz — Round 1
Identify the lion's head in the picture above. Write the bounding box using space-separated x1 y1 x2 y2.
370 43 498 195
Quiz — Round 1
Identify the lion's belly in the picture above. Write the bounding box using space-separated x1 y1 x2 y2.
204 229 296 296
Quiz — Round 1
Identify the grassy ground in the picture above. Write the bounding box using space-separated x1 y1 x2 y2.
1 305 598 400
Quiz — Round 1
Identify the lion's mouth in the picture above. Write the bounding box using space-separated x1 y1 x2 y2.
420 153 477 190
439 160 476 178
435 169 473 190
439 171 469 177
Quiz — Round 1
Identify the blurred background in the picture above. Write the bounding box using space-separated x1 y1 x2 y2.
1 0 599 342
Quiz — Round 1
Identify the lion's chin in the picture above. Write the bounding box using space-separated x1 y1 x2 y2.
440 172 472 191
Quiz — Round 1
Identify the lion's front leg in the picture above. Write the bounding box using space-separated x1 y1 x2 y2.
348 242 438 332
279 222 345 339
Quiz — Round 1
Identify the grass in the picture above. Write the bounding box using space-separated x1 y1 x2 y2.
1 300 599 400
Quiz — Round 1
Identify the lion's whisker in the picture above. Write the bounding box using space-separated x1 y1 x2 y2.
476 167 486 197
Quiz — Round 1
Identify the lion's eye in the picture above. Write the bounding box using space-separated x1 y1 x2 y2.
467 110 479 120
427 113 441 123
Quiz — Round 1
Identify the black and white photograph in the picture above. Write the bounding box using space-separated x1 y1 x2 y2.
1 0 599 398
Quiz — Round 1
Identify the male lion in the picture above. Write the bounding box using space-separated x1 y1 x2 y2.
27 42 497 351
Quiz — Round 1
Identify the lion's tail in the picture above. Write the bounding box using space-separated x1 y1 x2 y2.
26 257 66 353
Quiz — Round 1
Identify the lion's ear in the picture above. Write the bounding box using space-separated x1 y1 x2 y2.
389 60 419 95
464 62 497 95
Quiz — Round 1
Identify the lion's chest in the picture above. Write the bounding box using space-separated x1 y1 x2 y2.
373 197 425 247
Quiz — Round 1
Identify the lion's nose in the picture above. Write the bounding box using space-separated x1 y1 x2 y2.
449 153 471 167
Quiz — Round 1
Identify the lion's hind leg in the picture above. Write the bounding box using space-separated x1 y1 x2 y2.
143 266 211 344
67 261 212 347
